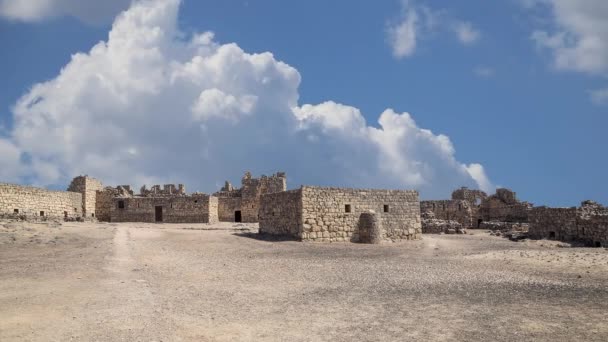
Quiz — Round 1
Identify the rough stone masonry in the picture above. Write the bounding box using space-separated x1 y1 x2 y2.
259 186 421 242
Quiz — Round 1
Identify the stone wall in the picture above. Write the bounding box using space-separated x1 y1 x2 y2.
479 188 531 223
529 201 607 247
451 187 487 205
95 187 118 222
258 189 303 237
68 176 103 219
420 200 474 228
0 183 82 219
259 186 421 242
217 197 242 222
109 195 218 223
215 171 287 223
300 186 421 242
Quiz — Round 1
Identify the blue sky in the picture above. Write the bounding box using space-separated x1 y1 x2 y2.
0 0 606 206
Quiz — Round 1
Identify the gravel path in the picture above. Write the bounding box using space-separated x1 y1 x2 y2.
0 221 606 341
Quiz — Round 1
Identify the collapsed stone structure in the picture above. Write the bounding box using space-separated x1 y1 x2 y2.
259 186 421 242
420 210 465 234
420 187 532 232
213 172 286 222
529 201 608 247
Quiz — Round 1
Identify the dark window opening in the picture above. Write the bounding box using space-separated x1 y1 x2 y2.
64 211 68 218
458 204 462 211
170 203 173 208
345 204 351 213
594 241 602 248
40 211 45 217
91 213 95 218
549 231 556 239
235 210 242 222
477 219 483 228
118 200 125 209
383 205 389 213
194 200 198 203
13 209 19 214
74 208 77 212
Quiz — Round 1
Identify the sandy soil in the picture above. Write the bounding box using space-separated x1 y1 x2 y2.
1 221 607 341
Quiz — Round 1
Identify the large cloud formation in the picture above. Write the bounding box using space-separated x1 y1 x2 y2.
2 0 491 198
0 0 131 24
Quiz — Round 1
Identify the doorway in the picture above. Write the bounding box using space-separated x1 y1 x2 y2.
235 210 242 223
155 206 163 222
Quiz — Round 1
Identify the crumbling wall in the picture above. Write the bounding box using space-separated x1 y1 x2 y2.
259 189 303 238
68 176 103 219
529 201 608 247
420 210 464 234
451 187 487 205
420 200 473 227
0 183 82 219
215 171 287 223
110 195 218 223
95 187 118 222
300 186 421 242
529 207 579 241
478 188 531 223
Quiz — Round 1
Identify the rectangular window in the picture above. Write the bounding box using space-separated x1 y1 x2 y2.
13 209 19 214
345 204 351 213
64 211 68 218
383 205 389 213
118 200 125 209
39 211 45 217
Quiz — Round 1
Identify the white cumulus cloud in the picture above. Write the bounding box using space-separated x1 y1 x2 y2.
4 0 492 198
0 0 132 24
528 0 608 76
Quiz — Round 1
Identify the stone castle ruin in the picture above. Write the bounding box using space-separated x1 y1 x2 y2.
420 187 533 234
1 172 606 246
213 172 286 222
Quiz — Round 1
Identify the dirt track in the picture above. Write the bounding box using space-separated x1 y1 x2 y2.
1 221 607 341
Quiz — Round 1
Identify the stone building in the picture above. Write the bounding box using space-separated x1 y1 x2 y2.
97 184 218 223
0 182 83 220
259 186 421 242
529 201 607 247
213 171 286 223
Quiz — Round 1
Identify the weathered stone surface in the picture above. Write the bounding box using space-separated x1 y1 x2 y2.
529 201 607 247
359 211 382 244
259 186 421 242
214 171 286 223
68 176 103 219
0 183 82 220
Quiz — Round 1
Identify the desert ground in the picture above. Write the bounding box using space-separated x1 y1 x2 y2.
1 220 607 342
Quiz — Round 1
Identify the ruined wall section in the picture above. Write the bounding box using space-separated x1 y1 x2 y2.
68 176 103 219
110 195 217 223
479 188 531 223
0 183 82 219
420 200 474 228
451 187 487 205
300 187 421 242
240 172 287 222
95 187 119 222
529 201 608 247
215 171 287 222
529 207 578 241
259 189 303 238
